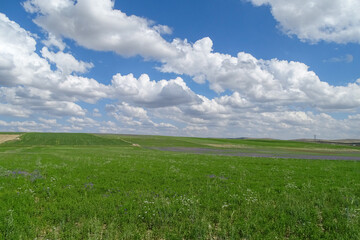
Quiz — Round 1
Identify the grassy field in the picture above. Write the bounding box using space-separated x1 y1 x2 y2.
0 133 359 239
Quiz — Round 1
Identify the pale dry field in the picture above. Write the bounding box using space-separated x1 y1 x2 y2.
206 143 255 148
0 134 20 144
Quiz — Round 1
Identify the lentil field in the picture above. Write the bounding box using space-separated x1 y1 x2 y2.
0 133 359 239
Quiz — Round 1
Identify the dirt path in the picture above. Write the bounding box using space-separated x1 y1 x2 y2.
0 135 20 144
151 147 360 161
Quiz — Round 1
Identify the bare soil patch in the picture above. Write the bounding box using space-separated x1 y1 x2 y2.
0 134 20 144
205 144 254 148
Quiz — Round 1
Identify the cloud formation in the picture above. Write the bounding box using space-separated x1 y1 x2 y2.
23 0 176 59
249 0 360 44
110 73 201 108
106 102 178 135
0 13 88 117
0 12 201 121
161 37 360 111
41 47 94 75
19 1 360 112
1 1 360 139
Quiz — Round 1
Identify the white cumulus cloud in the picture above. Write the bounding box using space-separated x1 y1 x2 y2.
106 102 178 134
41 47 94 75
249 0 360 44
161 37 360 111
110 73 201 108
23 0 176 59
1 2 360 139
0 13 106 116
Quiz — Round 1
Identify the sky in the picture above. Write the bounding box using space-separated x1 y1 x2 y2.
1 0 360 139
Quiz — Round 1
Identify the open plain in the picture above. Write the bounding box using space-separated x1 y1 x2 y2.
0 133 359 239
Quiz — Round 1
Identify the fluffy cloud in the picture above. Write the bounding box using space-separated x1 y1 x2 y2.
110 73 201 108
0 103 31 118
106 102 178 135
67 117 100 128
19 0 360 112
23 0 176 59
106 102 149 123
42 33 66 51
0 13 104 116
144 91 360 139
0 13 56 88
249 0 360 44
41 47 93 75
57 76 109 104
0 12 201 120
38 118 58 125
161 37 360 111
2 2 360 139
178 103 360 139
0 119 56 132
0 85 87 118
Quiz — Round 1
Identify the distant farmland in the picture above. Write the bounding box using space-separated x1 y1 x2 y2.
0 134 20 144
0 133 359 239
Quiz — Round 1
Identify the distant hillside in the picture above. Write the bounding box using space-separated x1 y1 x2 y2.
1 133 131 146
294 139 360 146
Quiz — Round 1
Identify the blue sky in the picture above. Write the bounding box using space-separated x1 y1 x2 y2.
1 0 360 139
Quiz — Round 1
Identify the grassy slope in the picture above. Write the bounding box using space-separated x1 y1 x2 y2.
100 134 360 158
0 132 23 135
104 134 360 149
97 134 209 148
0 133 359 239
2 133 130 146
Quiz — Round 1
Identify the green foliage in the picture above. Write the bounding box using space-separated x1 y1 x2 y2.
0 132 23 135
98 134 208 148
0 133 359 239
3 133 130 146
102 134 360 150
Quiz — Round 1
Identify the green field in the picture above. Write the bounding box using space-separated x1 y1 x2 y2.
0 133 359 239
